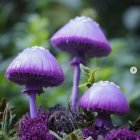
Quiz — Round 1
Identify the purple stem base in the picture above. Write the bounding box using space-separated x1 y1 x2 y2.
94 112 113 129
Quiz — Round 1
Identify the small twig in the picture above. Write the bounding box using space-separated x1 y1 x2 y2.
49 130 63 140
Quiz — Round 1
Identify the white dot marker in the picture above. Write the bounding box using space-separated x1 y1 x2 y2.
130 66 137 74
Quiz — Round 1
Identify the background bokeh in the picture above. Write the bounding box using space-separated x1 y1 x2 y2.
0 0 140 126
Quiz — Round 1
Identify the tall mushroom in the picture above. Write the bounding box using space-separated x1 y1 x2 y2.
6 46 64 118
50 16 112 112
80 81 129 131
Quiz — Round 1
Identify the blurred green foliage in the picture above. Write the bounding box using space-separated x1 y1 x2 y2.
0 0 140 127
0 98 16 139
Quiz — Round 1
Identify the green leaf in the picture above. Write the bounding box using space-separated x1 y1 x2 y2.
78 83 88 88
87 67 99 88
80 64 91 76
79 64 99 88
49 129 83 140
63 129 83 140
0 131 9 140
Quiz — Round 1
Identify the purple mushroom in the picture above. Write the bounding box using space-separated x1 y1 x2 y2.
80 81 129 130
6 46 64 118
50 16 111 112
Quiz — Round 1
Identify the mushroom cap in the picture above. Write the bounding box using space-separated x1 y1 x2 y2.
80 81 129 114
6 46 64 89
50 16 111 57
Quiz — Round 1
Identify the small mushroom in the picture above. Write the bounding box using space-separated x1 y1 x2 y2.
6 46 64 118
51 16 111 112
80 81 129 130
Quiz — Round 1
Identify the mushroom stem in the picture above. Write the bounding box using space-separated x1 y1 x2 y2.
70 56 84 112
71 64 80 112
29 93 37 118
95 112 113 129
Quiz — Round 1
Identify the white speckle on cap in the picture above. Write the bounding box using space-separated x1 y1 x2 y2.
99 81 104 84
110 82 120 88
93 83 97 86
74 16 100 26
72 16 93 23
23 46 49 53
110 82 116 86
100 83 107 86
31 46 46 51
98 80 107 86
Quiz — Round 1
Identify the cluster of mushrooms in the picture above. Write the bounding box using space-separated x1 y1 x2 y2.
6 16 133 139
